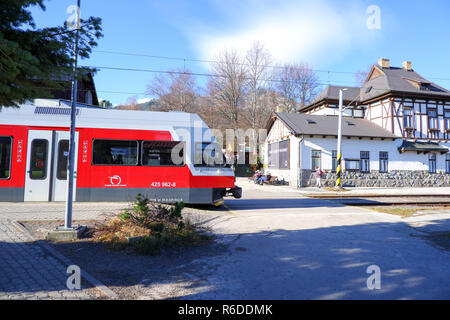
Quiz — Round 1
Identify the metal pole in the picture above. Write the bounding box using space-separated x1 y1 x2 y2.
335 89 343 189
65 0 81 229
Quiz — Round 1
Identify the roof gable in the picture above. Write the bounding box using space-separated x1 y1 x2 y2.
360 65 450 101
365 65 385 82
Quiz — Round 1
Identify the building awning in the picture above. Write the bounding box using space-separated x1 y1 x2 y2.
398 141 449 154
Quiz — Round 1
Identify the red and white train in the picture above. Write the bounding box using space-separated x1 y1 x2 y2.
0 99 242 205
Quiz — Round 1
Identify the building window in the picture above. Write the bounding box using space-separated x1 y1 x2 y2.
353 109 364 118
360 151 370 173
29 139 48 180
403 108 413 129
428 110 438 130
0 136 12 180
268 141 290 169
446 154 450 174
142 141 185 166
92 140 138 165
332 150 337 172
56 140 69 180
379 152 388 173
444 111 450 131
345 159 360 171
311 150 321 170
429 153 437 173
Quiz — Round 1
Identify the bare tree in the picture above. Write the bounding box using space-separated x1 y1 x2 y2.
244 42 272 130
197 95 224 130
116 96 141 110
208 49 248 130
275 63 320 112
255 89 283 127
355 65 372 86
146 68 198 113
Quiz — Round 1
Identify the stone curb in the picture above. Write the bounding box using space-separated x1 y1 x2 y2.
10 220 119 300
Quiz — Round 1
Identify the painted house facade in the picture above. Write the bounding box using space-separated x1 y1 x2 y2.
263 59 450 187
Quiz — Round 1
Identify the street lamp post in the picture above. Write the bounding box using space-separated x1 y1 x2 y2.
46 0 82 241
335 88 346 189
64 0 81 230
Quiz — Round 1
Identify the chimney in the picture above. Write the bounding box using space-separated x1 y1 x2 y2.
402 61 412 71
276 105 284 113
378 57 390 68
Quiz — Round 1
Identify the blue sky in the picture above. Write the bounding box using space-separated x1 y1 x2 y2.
30 0 450 106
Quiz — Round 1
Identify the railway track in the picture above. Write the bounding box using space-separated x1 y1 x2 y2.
305 194 450 206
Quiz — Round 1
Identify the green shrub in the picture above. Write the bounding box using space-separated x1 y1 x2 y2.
119 208 131 221
94 194 211 256
149 221 165 233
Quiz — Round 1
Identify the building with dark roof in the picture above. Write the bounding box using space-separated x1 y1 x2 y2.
263 58 449 188
36 69 100 106
302 58 450 141
267 112 398 140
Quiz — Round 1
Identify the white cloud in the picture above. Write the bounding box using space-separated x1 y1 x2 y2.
188 0 373 66
137 98 152 104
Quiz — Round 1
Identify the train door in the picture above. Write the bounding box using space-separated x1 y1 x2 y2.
24 130 79 201
51 131 79 201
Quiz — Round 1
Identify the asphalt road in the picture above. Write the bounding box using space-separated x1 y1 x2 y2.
176 181 450 299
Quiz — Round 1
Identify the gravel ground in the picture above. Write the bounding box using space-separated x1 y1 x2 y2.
20 207 230 300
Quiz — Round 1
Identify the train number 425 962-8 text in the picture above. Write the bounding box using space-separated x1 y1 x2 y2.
150 182 177 188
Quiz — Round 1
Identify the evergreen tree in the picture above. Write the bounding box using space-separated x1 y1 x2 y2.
0 0 102 107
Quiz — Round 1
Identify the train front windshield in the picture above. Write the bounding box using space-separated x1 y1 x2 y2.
194 142 230 168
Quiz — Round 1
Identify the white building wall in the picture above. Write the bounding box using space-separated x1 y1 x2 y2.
264 135 302 185
265 116 450 186
264 118 301 185
301 137 450 172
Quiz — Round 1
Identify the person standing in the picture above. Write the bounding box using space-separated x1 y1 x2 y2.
314 166 323 188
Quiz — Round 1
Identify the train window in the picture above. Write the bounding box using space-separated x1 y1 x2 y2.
29 139 48 180
56 140 69 180
0 136 12 179
194 142 226 167
92 140 138 165
142 141 185 166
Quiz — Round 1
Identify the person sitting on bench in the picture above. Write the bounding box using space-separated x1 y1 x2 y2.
258 172 272 185
253 170 262 184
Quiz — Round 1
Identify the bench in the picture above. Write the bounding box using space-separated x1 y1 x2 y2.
263 176 277 185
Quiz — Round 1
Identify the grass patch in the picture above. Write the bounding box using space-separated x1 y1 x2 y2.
92 194 211 255
368 206 450 217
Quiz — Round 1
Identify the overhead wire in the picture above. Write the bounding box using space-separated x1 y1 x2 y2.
91 49 450 82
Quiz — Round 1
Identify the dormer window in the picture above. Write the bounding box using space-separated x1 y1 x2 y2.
403 77 434 92
420 83 431 91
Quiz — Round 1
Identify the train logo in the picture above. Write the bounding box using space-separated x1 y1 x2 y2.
106 175 125 187
109 175 121 185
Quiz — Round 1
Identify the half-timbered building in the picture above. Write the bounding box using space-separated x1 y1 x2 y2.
263 58 450 187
